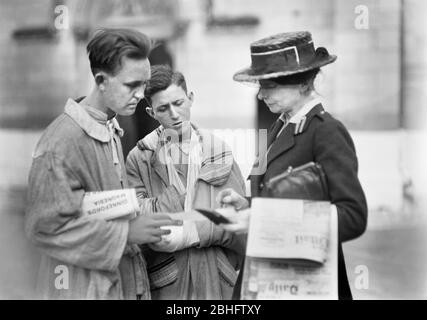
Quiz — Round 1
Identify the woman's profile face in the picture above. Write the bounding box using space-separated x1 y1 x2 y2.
257 81 304 115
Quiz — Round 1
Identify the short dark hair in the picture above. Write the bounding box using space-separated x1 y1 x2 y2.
272 68 320 94
86 28 152 76
144 65 187 107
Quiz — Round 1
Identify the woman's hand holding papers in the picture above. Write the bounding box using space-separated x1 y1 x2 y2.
216 188 250 234
216 207 250 235
216 188 249 211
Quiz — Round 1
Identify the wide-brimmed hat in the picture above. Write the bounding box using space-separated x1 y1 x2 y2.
233 31 336 83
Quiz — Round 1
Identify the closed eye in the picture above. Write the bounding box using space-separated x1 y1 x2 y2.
157 105 169 112
125 81 145 90
156 100 184 112
125 84 138 89
173 100 184 106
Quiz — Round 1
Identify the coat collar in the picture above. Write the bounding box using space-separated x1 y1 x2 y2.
135 127 168 185
64 98 124 143
288 97 322 124
267 103 325 166
249 103 325 194
137 124 233 187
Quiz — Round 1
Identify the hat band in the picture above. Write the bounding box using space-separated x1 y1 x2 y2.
250 41 316 74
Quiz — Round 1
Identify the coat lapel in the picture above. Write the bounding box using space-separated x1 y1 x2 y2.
250 103 325 196
249 123 295 196
266 103 325 166
151 146 170 186
152 160 169 186
267 123 295 166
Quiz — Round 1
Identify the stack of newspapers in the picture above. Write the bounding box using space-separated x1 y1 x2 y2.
241 198 338 300
81 188 140 221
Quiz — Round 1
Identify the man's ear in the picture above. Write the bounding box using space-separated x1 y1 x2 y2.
94 72 108 91
145 107 155 119
188 91 194 106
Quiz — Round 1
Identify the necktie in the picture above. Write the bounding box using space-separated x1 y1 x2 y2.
267 117 285 149
107 120 123 187
251 115 287 196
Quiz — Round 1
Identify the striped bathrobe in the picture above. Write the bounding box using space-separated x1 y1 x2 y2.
25 98 149 299
126 125 247 299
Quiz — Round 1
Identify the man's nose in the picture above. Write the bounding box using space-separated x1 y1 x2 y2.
134 87 145 100
169 106 180 119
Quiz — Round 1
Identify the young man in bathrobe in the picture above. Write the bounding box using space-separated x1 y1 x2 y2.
25 29 181 300
126 65 246 299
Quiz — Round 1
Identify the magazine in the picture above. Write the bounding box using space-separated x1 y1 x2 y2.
242 197 338 299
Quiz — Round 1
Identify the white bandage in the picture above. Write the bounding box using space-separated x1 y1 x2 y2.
149 221 200 253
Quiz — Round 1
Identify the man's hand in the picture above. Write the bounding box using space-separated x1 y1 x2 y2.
127 214 182 244
216 188 249 211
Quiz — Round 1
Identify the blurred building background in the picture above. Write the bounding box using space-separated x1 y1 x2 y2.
1 0 427 299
